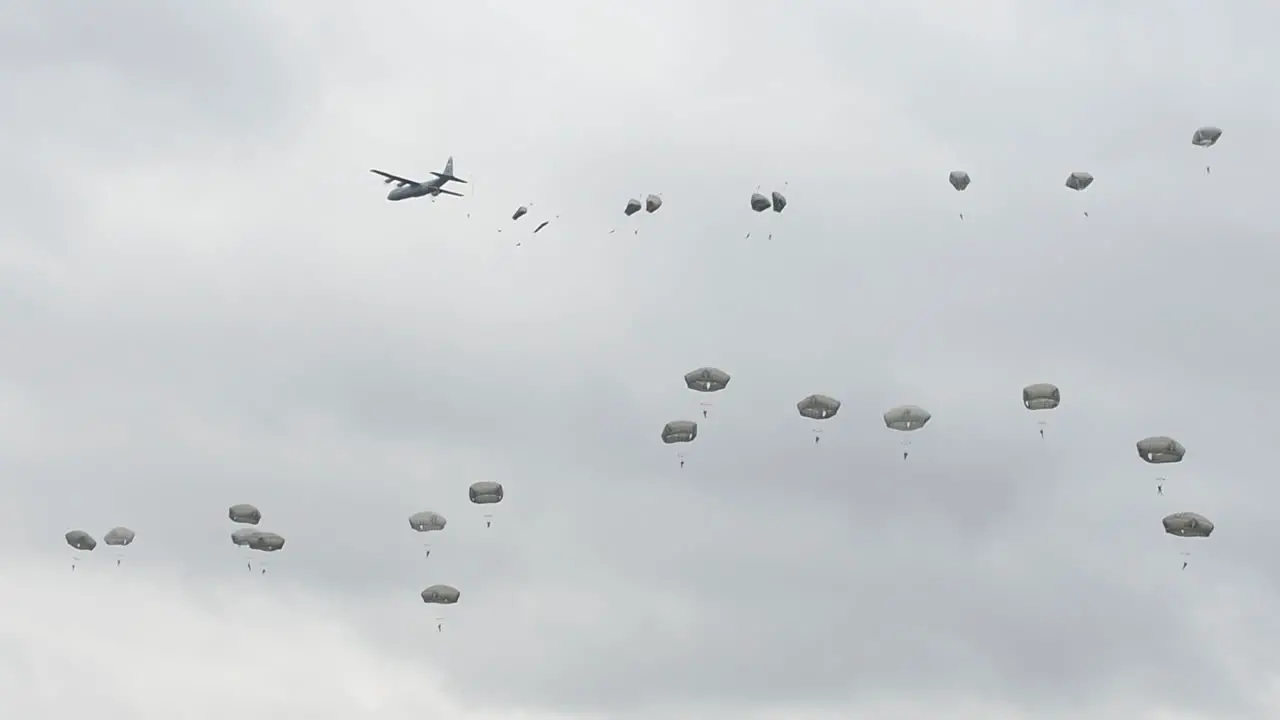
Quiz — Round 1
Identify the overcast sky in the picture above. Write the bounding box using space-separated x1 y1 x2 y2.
3 1 1280 718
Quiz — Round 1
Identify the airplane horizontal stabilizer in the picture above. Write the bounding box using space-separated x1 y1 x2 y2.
430 172 468 184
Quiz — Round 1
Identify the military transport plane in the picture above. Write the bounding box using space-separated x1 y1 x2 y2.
370 156 467 201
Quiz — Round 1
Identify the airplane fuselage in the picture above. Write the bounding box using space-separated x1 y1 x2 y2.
387 179 445 201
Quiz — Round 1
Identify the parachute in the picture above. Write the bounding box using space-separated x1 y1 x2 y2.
949 171 971 191
1022 383 1060 410
229 504 262 525
1163 512 1213 538
65 530 96 571
797 394 840 444
511 205 529 221
883 405 932 459
883 405 931 430
65 530 97 552
684 367 730 393
231 528 260 546
248 532 285 552
1022 383 1060 437
104 526 135 547
796 394 841 420
750 192 771 213
469 481 504 504
645 194 663 213
661 420 698 444
103 527 135 566
409 511 447 532
1192 126 1223 174
421 584 461 604
1065 172 1094 191
1137 436 1185 464
1191 126 1222 148
624 198 643 216
469 482 504 527
770 190 787 213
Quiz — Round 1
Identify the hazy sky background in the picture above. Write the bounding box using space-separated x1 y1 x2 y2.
4 1 1280 718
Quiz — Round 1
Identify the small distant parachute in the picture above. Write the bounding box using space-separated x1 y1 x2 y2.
469 481 503 528
66 530 96 570
469 481 504 505
661 420 698 444
645 194 663 213
409 511 447 532
1137 436 1186 464
883 405 931 430
533 220 550 233
624 198 643 216
949 171 971 191
422 584 461 604
512 205 529 221
231 528 260 546
797 394 841 420
1192 126 1222 174
1065 172 1094 191
248 532 285 552
684 367 730 393
65 530 97 552
797 395 840 443
229 504 261 525
104 526 135 546
1163 512 1213 538
1022 383 1060 410
750 192 771 213
770 190 787 213
883 405 932 459
1191 126 1222 148
1022 383 1060 437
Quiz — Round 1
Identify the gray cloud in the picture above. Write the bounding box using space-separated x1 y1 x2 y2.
3 0 1280 717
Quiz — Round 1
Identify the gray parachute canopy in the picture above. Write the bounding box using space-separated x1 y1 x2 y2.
512 205 528 221
422 584 461 604
645 194 663 213
684 367 730 392
1137 436 1185 464
1163 512 1213 538
624 198 642 216
883 405 931 431
1065 172 1094 191
65 530 97 551
949 171 971 191
228 503 261 525
661 420 698 444
469 481 504 505
1192 126 1222 148
750 192 771 213
104 526 136 547
797 394 841 420
409 511 447 532
771 191 787 213
248 532 285 552
1022 383 1060 410
231 527 260 546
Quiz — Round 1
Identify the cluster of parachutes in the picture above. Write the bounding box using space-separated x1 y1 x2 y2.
407 481 505 630
228 503 285 574
946 126 1222 219
664 378 1212 568
63 526 135 570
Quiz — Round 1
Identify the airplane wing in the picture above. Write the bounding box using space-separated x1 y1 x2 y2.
436 188 465 197
430 172 468 184
369 169 419 187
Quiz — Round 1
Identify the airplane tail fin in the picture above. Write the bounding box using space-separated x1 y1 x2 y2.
431 156 467 184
